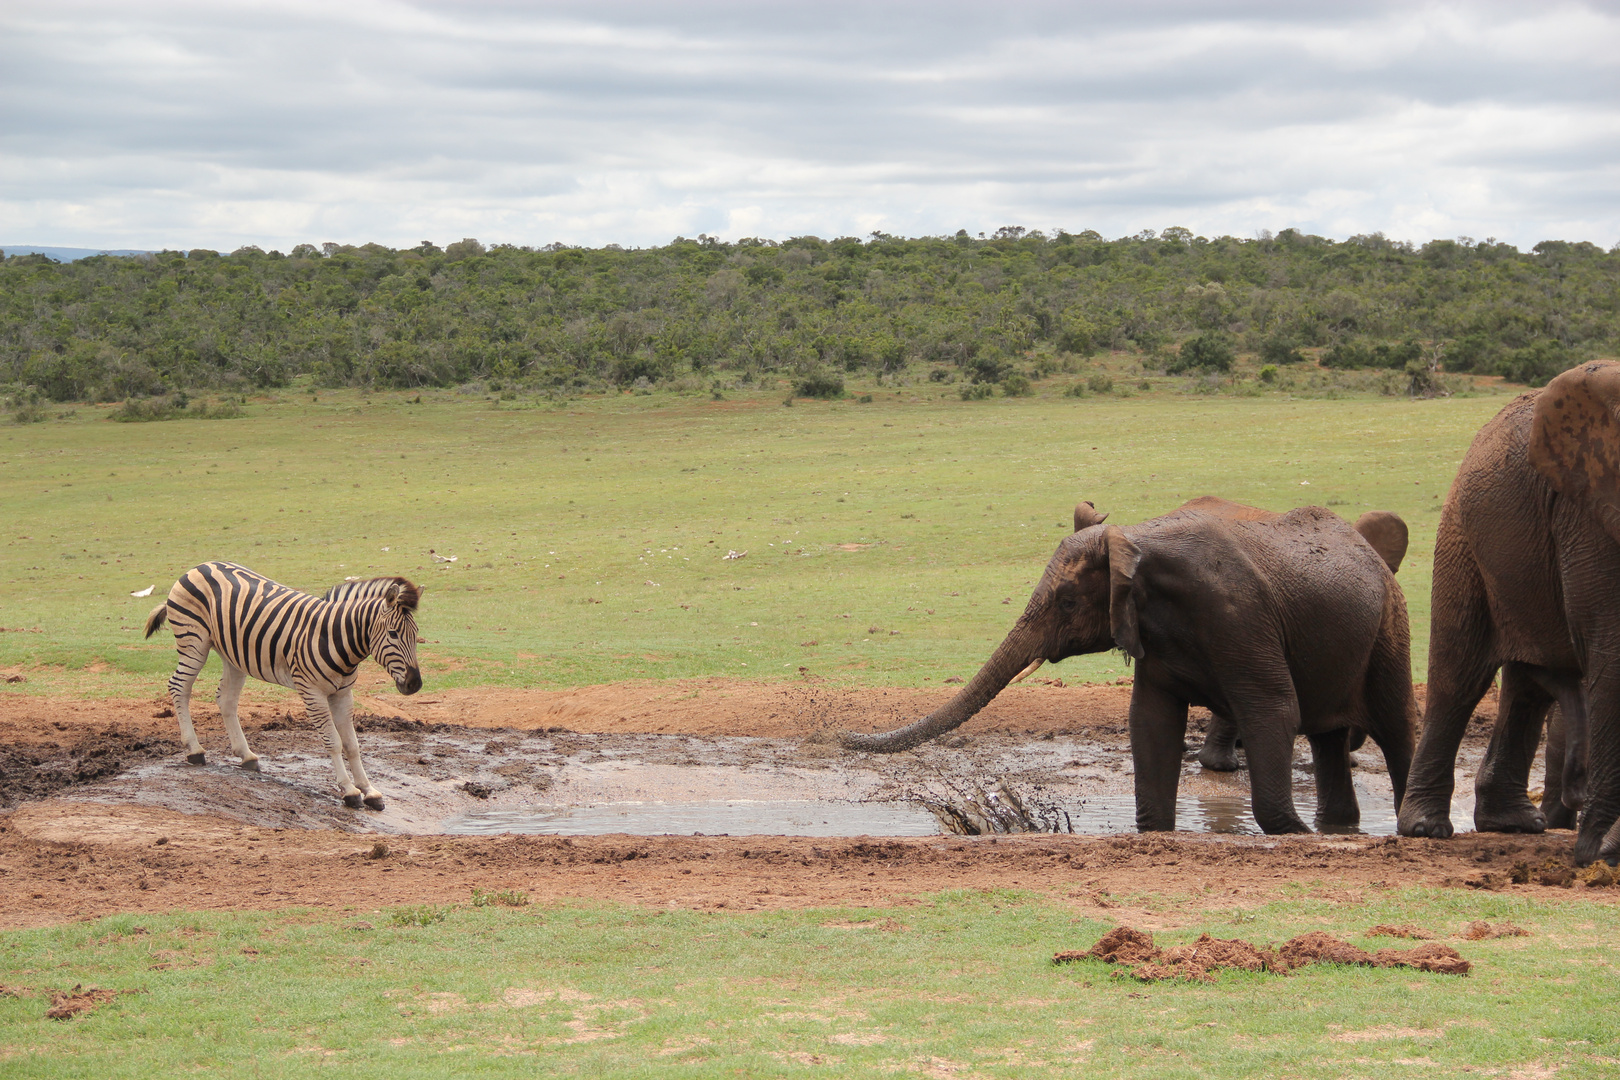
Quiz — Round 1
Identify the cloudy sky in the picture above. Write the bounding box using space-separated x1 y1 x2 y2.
3 1 1617 251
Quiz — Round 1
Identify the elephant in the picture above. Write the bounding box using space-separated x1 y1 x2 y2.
1397 360 1620 863
843 497 1417 834
1195 506 1411 772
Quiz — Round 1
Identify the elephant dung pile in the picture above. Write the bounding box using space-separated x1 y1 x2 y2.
1054 925 1471 983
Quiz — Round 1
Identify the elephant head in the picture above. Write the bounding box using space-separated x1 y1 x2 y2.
841 520 1140 752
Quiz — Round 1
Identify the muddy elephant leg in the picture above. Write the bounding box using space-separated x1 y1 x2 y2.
1237 705 1311 835
1197 714 1241 771
216 662 260 772
1308 728 1359 828
1543 704 1576 830
1400 521 1498 838
1579 674 1620 866
1473 663 1551 834
1129 679 1189 832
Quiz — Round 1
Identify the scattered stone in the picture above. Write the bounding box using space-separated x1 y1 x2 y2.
461 781 493 799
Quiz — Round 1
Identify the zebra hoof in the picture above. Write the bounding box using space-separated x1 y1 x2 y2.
342 793 364 809
363 795 385 811
186 752 207 766
237 758 260 773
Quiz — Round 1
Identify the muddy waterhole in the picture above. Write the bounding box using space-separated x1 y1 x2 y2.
35 719 1494 839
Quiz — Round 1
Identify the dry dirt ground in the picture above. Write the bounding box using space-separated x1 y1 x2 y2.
1 678 1609 929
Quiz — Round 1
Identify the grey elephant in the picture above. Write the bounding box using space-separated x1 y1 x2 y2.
844 497 1417 834
1195 506 1411 772
1398 360 1620 864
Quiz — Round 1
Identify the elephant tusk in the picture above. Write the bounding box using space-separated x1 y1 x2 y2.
1009 658 1044 684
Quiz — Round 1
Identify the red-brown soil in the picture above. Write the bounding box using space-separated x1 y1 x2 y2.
1 679 1599 931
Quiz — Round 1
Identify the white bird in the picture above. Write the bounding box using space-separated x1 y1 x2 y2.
130 585 154 597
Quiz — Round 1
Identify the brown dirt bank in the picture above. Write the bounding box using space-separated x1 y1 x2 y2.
0 801 1599 930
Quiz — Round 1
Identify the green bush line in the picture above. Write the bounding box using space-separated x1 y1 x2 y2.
3 229 1616 404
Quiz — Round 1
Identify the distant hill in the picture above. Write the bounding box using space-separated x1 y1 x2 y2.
1 232 1616 400
2 245 160 262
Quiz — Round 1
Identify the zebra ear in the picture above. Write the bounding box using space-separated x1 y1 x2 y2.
384 582 401 604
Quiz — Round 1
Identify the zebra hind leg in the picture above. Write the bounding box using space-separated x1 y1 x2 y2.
216 662 260 772
330 689 384 810
168 628 211 765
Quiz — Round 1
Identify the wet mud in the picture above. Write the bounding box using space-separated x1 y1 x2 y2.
1 681 1604 928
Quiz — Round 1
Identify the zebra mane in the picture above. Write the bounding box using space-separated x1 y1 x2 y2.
324 575 421 611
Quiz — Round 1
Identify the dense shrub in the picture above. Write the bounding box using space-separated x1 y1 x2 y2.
3 232 1616 400
1000 372 1033 396
794 371 845 399
959 382 994 400
1321 339 1422 370
1499 340 1574 387
1168 333 1234 373
1258 333 1306 365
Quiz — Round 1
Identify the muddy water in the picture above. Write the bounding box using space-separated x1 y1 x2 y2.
47 722 1495 838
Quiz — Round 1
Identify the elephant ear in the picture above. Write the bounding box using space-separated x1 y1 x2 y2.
1073 500 1109 531
1105 525 1144 659
1353 511 1409 574
1529 361 1620 545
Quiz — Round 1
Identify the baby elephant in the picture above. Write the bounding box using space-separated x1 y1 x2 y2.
843 498 1416 834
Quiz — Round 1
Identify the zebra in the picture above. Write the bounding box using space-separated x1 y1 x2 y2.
143 561 423 810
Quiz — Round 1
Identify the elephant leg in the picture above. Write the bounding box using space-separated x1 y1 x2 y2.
1399 527 1498 838
1552 682 1589 813
1474 662 1551 834
1197 713 1241 771
1360 610 1417 813
1579 674 1620 866
1240 719 1311 835
1308 728 1359 828
1128 679 1188 832
1543 704 1576 830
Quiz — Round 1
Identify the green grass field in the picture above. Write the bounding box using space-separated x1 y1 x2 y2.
0 888 1613 1078
0 376 1513 698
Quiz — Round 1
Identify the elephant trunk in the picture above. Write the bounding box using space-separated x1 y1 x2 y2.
841 625 1042 753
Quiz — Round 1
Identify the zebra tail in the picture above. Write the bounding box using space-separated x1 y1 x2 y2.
143 604 169 639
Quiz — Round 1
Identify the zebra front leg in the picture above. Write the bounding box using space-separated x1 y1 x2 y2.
216 662 260 772
330 688 384 810
300 688 365 808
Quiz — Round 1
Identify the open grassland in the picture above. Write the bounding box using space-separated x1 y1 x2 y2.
0 888 1614 1078
0 380 1512 699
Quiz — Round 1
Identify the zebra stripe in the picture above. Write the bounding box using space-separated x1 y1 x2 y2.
144 561 423 810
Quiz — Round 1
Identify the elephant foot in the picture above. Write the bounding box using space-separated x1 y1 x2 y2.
236 758 260 773
1562 779 1587 812
1474 799 1546 835
1397 801 1455 838
1596 819 1620 867
342 793 364 809
363 794 385 811
185 752 207 766
1574 825 1611 867
1256 815 1312 835
1197 744 1240 772
1544 801 1578 831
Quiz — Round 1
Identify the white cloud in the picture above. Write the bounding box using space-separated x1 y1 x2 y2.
1 1 1616 250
